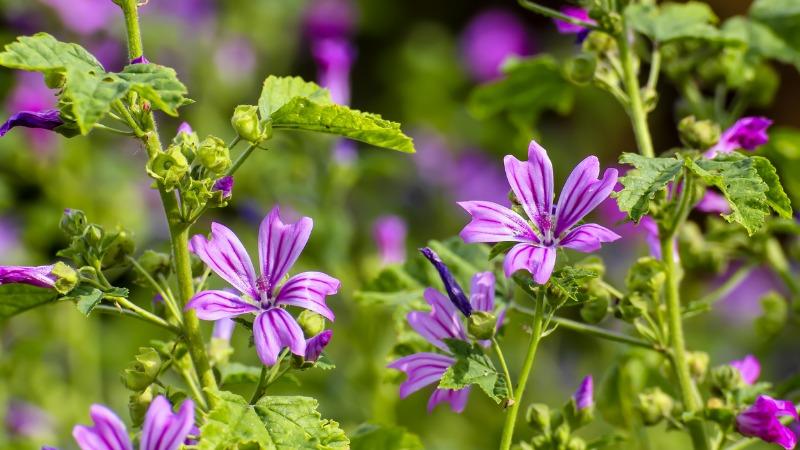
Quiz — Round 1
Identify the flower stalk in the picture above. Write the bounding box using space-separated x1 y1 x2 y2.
617 31 655 158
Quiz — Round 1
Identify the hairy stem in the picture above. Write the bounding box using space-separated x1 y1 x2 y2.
617 29 655 158
93 304 177 332
119 0 143 60
491 337 514 400
499 291 545 450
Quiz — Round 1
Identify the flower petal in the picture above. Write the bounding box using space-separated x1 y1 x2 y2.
503 244 556 284
428 387 471 414
457 201 538 243
140 396 195 450
695 190 730 214
189 223 258 299
555 156 618 236
258 206 313 292
573 375 593 410
407 288 467 351
73 404 132 450
274 271 339 321
730 354 761 385
305 330 333 362
554 6 594 34
387 352 454 398
503 141 554 235
253 309 307 366
0 109 63 137
469 272 495 312
186 290 259 320
0 265 55 288
559 224 620 253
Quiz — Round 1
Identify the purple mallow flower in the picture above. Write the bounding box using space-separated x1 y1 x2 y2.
305 329 333 362
214 37 257 84
312 38 355 106
186 206 340 366
213 176 234 199
388 262 498 413
305 0 356 41
373 215 407 266
0 265 57 288
730 354 761 385
573 375 593 410
554 7 595 42
212 317 235 341
696 190 731 214
0 110 63 138
736 395 798 450
70 396 194 450
5 400 53 438
458 140 619 284
706 116 773 158
460 8 533 82
420 247 473 317
41 0 118 35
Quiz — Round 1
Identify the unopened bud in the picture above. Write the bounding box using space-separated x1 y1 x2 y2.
566 54 597 85
678 116 721 150
85 224 105 247
197 136 231 174
710 365 743 393
567 437 587 450
231 105 264 142
687 351 709 381
583 31 616 53
128 386 155 427
526 403 551 433
60 209 87 236
146 145 189 190
137 250 172 280
102 229 136 269
122 347 162 391
51 262 78 294
297 310 326 336
637 388 674 425
467 311 497 340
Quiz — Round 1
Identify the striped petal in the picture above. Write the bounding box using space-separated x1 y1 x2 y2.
503 243 556 285
140 396 195 450
554 156 618 237
559 223 620 253
0 265 56 288
275 271 339 321
457 201 538 243
186 290 259 320
305 330 333 362
503 140 554 235
72 405 132 450
469 272 495 312
253 309 307 366
387 352 454 398
428 387 471 414
258 206 313 294
407 288 467 351
189 223 258 299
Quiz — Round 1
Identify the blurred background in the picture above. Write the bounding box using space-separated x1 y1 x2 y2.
1 0 798 449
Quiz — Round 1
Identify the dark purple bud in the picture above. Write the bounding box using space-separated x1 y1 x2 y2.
213 176 234 198
0 110 63 137
130 55 150 64
419 247 473 317
573 375 593 410
305 330 333 362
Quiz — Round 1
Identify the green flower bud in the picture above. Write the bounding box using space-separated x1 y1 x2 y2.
552 422 571 446
128 385 155 427
566 54 597 85
530 434 549 449
626 257 666 297
467 311 497 340
705 397 735 427
101 229 136 269
637 387 674 425
172 125 199 162
122 347 162 391
526 403 551 433
582 31 616 53
197 136 231 174
687 351 709 381
764 238 789 274
580 296 609 324
297 310 326 336
710 365 742 394
136 250 172 280
231 105 264 142
678 116 721 150
616 292 648 321
567 437 587 450
85 224 105 247
51 261 78 294
60 209 87 236
146 145 189 190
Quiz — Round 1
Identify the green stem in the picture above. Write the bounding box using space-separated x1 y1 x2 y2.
491 337 514 400
93 304 177 332
107 295 176 332
685 265 755 316
645 45 661 93
250 350 288 404
226 144 258 177
499 291 546 450
118 0 144 60
723 438 759 450
517 0 599 30
617 30 655 158
126 255 182 324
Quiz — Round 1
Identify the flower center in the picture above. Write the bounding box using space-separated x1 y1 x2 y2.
256 275 274 305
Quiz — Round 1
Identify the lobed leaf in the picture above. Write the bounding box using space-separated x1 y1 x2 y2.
615 153 684 222
116 63 190 116
751 156 793 218
253 396 349 449
67 286 104 316
258 75 331 118
0 32 103 74
198 391 271 450
722 17 800 70
439 339 508 404
0 284 58 320
624 2 736 43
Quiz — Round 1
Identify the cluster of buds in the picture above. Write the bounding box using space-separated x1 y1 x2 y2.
525 377 594 450
57 208 135 273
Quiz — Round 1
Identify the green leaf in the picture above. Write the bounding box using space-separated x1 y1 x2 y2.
616 153 684 222
116 63 190 116
758 127 800 206
750 0 800 52
198 391 271 450
722 17 800 70
468 56 575 131
548 266 599 303
687 154 770 235
0 283 58 320
489 242 515 261
439 339 508 404
270 98 415 153
59 70 129 134
65 286 103 316
258 75 331 118
219 363 263 386
0 32 103 75
253 396 349 449
624 2 735 43
751 156 793 218
349 423 424 450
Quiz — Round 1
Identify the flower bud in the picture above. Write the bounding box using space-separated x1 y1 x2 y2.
50 261 78 294
60 208 87 236
231 105 264 142
678 116 721 150
566 54 597 85
122 347 162 391
128 385 154 427
172 122 199 162
526 403 551 433
137 250 172 280
297 310 326 336
637 387 674 425
197 136 231 175
102 229 136 269
687 351 709 381
552 422 571 446
580 293 609 324
582 31 616 53
85 224 105 247
467 310 497 340
567 437 587 450
710 365 743 394
146 145 189 190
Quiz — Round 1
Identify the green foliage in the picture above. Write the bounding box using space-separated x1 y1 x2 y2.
751 156 793 218
0 284 58 320
115 63 191 116
722 17 800 71
547 266 599 304
624 2 733 43
258 76 331 118
754 292 788 338
0 32 102 75
65 285 103 316
349 423 424 450
199 391 271 450
439 339 509 404
218 363 263 386
616 153 683 222
758 127 800 207
750 0 800 52
252 396 349 449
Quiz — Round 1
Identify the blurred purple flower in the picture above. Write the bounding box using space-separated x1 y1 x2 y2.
305 329 333 362
716 266 784 322
0 110 62 138
41 0 117 35
736 395 798 449
730 354 761 385
555 6 595 41
0 218 20 261
213 176 234 199
177 122 193 135
149 0 216 26
212 317 235 341
696 190 731 214
186 206 340 366
706 116 773 158
312 38 356 105
5 400 53 438
460 8 533 82
459 140 619 284
573 375 593 410
305 0 356 41
373 215 407 266
0 265 56 289
72 396 194 450
214 37 257 84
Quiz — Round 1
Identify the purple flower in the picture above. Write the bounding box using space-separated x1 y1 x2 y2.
458 140 619 284
305 329 333 362
736 395 798 449
130 55 150 65
419 247 473 317
695 190 731 214
212 176 234 199
716 266 784 322
41 0 118 35
0 110 63 138
373 215 407 265
5 400 53 438
0 265 57 289
388 270 498 413
706 117 773 158
213 37 257 84
212 317 235 341
573 375 593 410
72 396 194 450
177 122 193 135
186 206 340 366
304 0 357 41
312 38 355 106
460 8 533 82
730 354 761 385
554 7 595 42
